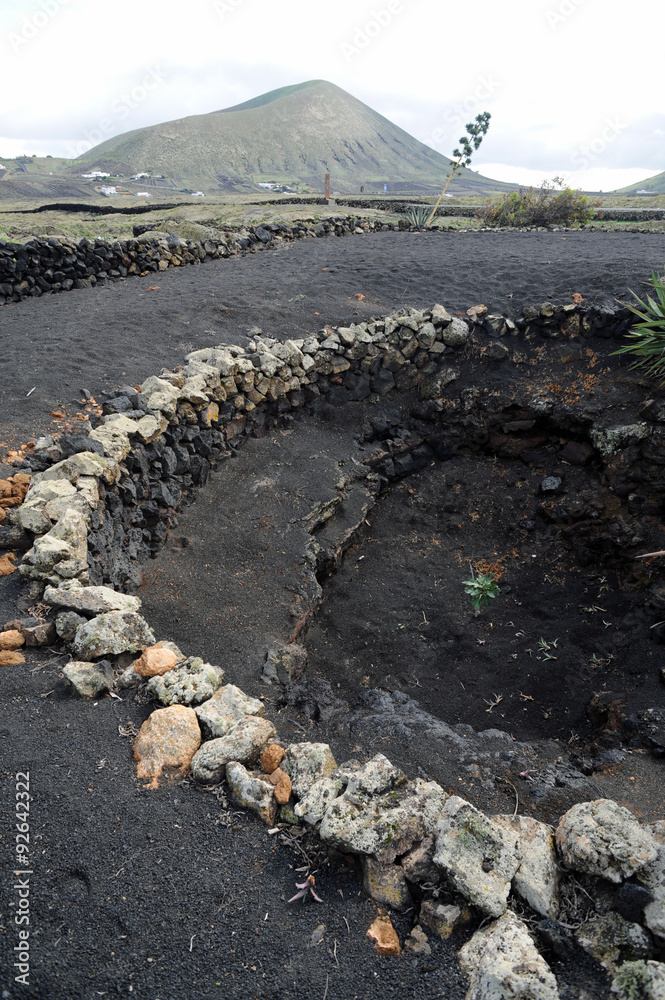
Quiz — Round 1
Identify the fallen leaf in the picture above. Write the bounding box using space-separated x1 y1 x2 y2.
354 293 366 301
146 286 161 291
49 410 65 419
572 292 584 303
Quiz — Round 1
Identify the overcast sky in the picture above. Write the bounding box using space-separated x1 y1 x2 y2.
1 0 663 191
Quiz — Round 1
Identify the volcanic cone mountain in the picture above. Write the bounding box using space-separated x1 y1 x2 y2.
76 79 511 195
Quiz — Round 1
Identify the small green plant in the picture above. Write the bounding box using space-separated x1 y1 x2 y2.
463 571 500 611
537 638 559 660
426 112 491 227
400 205 432 228
480 177 594 228
612 270 665 382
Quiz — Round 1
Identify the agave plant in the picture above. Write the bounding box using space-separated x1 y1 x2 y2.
400 205 433 228
613 271 665 381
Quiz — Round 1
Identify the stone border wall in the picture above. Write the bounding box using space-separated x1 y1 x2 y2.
0 217 410 305
3 208 663 307
2 299 665 996
1 297 640 589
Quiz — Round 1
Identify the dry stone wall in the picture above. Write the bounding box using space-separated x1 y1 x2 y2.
0 217 406 305
2 299 665 998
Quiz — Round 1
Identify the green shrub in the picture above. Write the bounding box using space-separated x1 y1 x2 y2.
463 572 500 612
480 177 594 228
612 270 665 381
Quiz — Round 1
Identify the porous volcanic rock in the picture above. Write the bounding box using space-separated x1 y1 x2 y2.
433 797 521 918
190 717 277 784
556 799 658 884
146 656 224 706
62 659 114 698
73 611 155 659
225 762 277 825
459 911 560 1000
44 580 141 615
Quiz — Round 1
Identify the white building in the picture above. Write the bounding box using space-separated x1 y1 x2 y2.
100 186 117 196
136 192 150 197
131 172 150 180
82 171 110 179
191 191 205 197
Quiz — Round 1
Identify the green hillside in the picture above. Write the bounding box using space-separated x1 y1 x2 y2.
75 80 513 196
617 170 665 195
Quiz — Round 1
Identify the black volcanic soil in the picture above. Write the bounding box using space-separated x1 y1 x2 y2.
1 230 665 1000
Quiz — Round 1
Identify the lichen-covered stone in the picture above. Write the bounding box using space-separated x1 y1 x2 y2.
341 753 407 798
89 423 132 462
63 660 114 698
576 912 652 972
191 717 276 784
431 303 453 327
44 580 141 615
494 814 560 918
319 770 447 863
194 682 264 738
133 705 201 785
612 961 665 1000
458 911 559 1000
361 856 411 911
441 316 470 346
20 509 88 583
294 777 345 825
433 796 521 918
225 762 277 825
73 611 155 659
556 799 658 884
36 451 119 486
282 742 337 798
590 422 648 457
146 656 224 706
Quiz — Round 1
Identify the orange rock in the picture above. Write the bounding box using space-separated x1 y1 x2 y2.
268 767 292 805
133 705 201 787
0 553 17 576
0 630 25 651
260 743 286 774
366 915 400 956
0 508 5 525
133 645 178 677
0 650 26 666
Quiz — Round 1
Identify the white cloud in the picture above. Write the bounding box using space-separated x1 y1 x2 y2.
0 0 662 184
476 164 659 193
